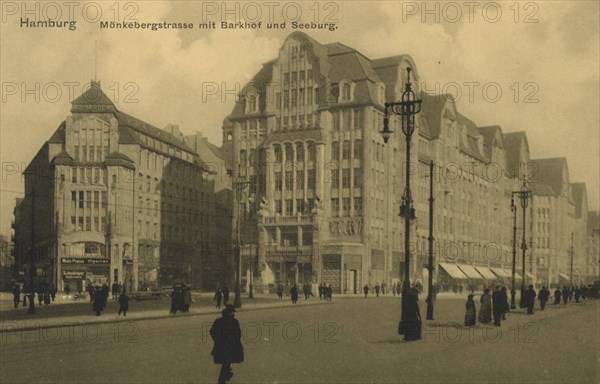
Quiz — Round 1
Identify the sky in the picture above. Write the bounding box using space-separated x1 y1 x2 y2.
1 0 599 237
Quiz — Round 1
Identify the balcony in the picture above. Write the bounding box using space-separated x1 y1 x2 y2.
262 215 314 226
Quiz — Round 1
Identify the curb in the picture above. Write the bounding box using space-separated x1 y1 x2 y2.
0 300 331 334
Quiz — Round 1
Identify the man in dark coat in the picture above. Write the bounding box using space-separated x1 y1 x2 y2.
539 286 549 310
574 286 581 303
118 289 129 316
290 284 299 304
221 284 230 305
526 285 536 315
170 285 181 314
500 287 509 320
214 288 223 309
93 287 103 316
562 286 569 304
303 283 310 300
210 304 244 384
375 283 381 298
182 285 192 313
491 286 503 327
276 283 283 299
554 287 562 305
12 284 21 309
101 283 110 310
363 284 369 298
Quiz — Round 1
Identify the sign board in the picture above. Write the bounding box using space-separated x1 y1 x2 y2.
61 258 110 265
63 270 85 279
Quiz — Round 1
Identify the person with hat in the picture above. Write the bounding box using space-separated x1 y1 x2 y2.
526 285 536 315
290 284 299 304
478 288 492 324
464 293 476 327
492 286 503 327
210 304 244 384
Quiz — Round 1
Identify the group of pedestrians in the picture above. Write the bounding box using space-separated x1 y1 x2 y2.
553 285 591 305
465 285 511 327
11 283 57 308
170 283 193 314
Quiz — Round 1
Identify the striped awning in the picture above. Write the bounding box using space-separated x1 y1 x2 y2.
474 266 497 280
490 268 511 278
558 273 570 280
439 263 469 279
457 264 485 279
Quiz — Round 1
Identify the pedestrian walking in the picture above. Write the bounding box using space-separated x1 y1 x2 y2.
210 304 244 384
401 289 422 341
326 284 333 302
363 284 369 298
562 286 569 304
574 286 581 303
101 283 109 310
464 294 476 326
381 282 387 295
478 288 492 324
492 286 503 327
539 286 549 310
276 283 284 299
170 284 181 314
290 284 299 304
12 283 20 309
118 289 129 316
375 283 381 298
554 287 561 305
214 287 223 309
43 289 51 306
111 282 119 299
303 283 310 300
392 284 397 296
500 286 509 320
526 285 536 315
568 285 574 302
93 287 104 316
318 283 324 300
182 285 192 313
222 284 230 305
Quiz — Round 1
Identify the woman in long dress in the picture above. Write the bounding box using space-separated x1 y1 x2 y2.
478 288 492 324
464 294 476 326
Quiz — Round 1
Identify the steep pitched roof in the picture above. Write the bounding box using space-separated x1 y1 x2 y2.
570 182 587 218
419 92 454 139
457 113 488 163
530 183 556 196
70 81 118 114
502 132 529 178
478 125 504 159
530 158 569 196
50 151 74 165
48 122 66 143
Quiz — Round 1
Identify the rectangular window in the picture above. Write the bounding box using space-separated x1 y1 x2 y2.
307 86 313 105
276 93 281 109
275 200 282 215
285 200 293 216
74 146 80 161
307 170 315 189
71 191 77 210
101 191 107 208
285 171 293 191
82 147 87 162
94 217 99 232
331 169 339 189
331 198 339 216
78 216 83 231
296 199 305 214
79 191 84 208
94 191 99 208
353 109 361 130
353 168 362 187
72 167 77 183
342 198 351 216
86 191 92 208
342 169 350 188
354 197 362 214
296 170 304 190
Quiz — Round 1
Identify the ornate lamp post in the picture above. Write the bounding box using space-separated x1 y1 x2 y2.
510 193 518 309
380 67 422 336
233 165 250 308
426 160 435 320
511 182 531 308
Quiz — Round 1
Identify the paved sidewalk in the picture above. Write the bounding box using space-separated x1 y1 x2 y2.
0 297 329 333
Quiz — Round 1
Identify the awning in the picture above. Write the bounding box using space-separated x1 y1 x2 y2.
514 272 522 280
439 263 469 279
457 264 485 279
526 272 535 280
490 268 511 278
558 273 570 280
474 266 497 280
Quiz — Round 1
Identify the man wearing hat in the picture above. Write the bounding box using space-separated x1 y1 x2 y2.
210 304 244 384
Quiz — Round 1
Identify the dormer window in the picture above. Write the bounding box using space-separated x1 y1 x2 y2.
338 80 356 103
246 91 259 113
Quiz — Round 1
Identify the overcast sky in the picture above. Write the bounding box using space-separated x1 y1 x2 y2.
1 1 598 237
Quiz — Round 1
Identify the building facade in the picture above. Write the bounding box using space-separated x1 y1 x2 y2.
12 82 217 292
226 32 596 293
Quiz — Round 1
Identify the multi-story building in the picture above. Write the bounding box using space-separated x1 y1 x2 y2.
226 32 595 293
12 81 217 292
0 235 14 289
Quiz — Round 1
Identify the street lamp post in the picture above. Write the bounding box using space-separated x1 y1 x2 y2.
248 243 254 299
511 182 531 308
426 160 435 321
510 194 518 309
380 67 422 336
233 166 250 309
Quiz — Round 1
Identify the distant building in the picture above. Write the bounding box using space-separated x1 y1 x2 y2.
0 235 14 289
12 82 219 292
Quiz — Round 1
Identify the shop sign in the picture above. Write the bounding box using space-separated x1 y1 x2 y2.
61 258 109 264
63 270 85 279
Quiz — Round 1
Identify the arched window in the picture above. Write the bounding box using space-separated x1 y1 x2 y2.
285 143 293 162
307 143 316 161
296 143 304 161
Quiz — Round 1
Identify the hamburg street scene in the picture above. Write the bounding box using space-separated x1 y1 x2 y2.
0 1 599 383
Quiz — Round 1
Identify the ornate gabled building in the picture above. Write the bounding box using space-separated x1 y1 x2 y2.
12 81 217 292
226 32 596 293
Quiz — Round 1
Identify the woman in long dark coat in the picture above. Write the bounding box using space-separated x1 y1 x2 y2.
210 305 244 384
290 284 299 304
402 289 422 341
478 288 492 324
464 294 476 326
